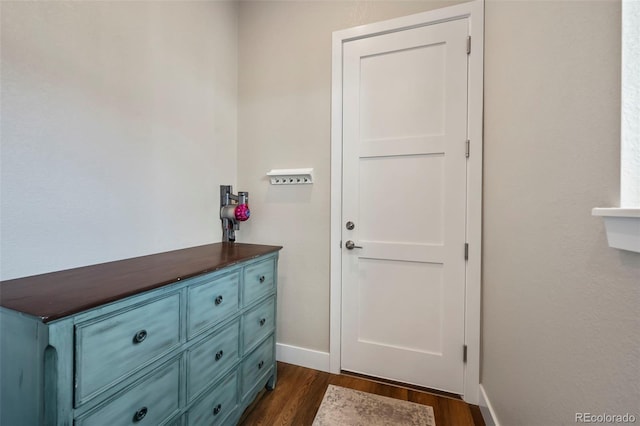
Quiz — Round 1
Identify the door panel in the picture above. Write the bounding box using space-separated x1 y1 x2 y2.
359 155 444 244
360 43 446 140
357 259 443 354
341 18 469 394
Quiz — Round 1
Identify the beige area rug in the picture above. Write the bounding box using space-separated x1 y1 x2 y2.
312 385 436 426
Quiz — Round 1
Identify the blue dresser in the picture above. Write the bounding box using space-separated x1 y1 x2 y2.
0 243 281 426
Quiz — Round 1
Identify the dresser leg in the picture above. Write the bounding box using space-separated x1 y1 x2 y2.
266 368 277 390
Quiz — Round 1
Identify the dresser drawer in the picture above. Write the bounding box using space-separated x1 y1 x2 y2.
242 296 275 354
241 335 274 400
188 371 238 426
243 258 275 306
167 414 185 426
75 293 181 405
188 272 240 338
76 358 181 426
187 320 240 402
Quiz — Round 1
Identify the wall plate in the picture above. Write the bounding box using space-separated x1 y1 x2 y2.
267 168 314 185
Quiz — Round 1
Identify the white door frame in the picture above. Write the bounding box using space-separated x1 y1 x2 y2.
329 0 484 404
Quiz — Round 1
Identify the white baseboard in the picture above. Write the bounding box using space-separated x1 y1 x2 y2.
276 342 331 373
479 384 500 426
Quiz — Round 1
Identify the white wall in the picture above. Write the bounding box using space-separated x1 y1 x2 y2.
0 1 238 280
237 0 639 423
483 0 640 424
237 0 462 353
621 0 640 208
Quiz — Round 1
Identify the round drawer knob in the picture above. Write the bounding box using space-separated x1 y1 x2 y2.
214 295 223 305
132 407 148 423
259 275 266 283
133 330 147 344
215 350 224 361
258 360 264 369
259 318 266 327
213 404 222 416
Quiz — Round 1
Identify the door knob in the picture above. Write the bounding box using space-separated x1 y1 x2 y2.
345 240 363 250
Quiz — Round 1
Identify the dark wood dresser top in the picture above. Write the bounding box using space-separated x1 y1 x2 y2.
0 243 282 323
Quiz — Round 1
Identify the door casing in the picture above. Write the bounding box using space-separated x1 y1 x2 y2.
329 0 484 404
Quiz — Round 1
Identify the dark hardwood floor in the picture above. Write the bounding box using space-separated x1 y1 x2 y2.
239 362 485 426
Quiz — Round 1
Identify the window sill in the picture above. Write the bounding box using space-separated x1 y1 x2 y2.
592 208 640 253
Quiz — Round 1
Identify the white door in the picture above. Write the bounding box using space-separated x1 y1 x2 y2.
341 18 469 394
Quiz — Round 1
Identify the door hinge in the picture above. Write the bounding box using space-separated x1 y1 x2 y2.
465 140 470 158
464 243 469 260
463 345 468 363
467 36 471 54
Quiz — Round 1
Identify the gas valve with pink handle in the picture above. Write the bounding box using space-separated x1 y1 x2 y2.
220 185 250 242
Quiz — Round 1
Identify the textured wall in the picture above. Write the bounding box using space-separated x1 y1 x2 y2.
237 0 462 353
621 0 639 207
0 1 238 280
483 0 640 424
